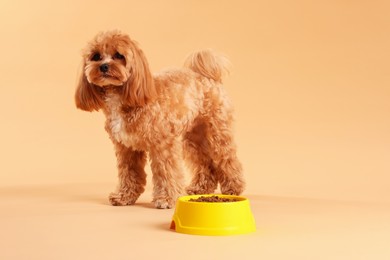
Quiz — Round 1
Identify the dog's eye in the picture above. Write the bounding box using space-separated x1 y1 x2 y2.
113 52 125 60
91 53 101 61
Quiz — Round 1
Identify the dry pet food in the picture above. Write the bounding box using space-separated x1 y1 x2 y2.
188 195 238 203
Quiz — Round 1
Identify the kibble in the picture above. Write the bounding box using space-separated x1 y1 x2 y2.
188 195 238 203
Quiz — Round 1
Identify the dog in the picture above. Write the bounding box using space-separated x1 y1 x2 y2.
75 30 245 208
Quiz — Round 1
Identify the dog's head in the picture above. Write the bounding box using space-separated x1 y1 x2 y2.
75 30 156 111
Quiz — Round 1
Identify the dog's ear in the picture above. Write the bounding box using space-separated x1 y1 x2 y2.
123 42 157 107
75 64 104 112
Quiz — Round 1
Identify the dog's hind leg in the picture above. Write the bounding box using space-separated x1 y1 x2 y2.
206 108 245 195
184 120 219 195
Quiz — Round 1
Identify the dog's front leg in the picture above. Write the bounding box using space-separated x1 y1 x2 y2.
109 142 147 206
149 140 185 209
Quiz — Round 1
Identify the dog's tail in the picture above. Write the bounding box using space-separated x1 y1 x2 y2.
184 49 231 83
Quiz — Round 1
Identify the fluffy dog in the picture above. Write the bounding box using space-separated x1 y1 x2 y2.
75 30 245 208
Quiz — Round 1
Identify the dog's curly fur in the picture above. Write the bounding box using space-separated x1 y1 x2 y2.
75 30 245 208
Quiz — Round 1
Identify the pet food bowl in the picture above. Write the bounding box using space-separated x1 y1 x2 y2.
170 194 256 236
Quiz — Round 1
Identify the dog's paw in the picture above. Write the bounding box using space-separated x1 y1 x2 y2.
109 192 138 206
186 185 216 195
220 182 245 196
153 198 175 209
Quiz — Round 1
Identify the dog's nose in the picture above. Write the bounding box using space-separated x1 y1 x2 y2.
100 63 109 73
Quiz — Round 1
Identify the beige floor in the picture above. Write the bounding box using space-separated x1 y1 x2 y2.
1 183 389 260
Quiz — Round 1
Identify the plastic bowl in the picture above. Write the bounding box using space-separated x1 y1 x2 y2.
170 194 256 236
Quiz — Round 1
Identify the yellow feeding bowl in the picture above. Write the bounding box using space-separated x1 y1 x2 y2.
170 194 256 236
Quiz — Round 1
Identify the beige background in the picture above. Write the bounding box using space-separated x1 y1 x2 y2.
0 0 389 259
